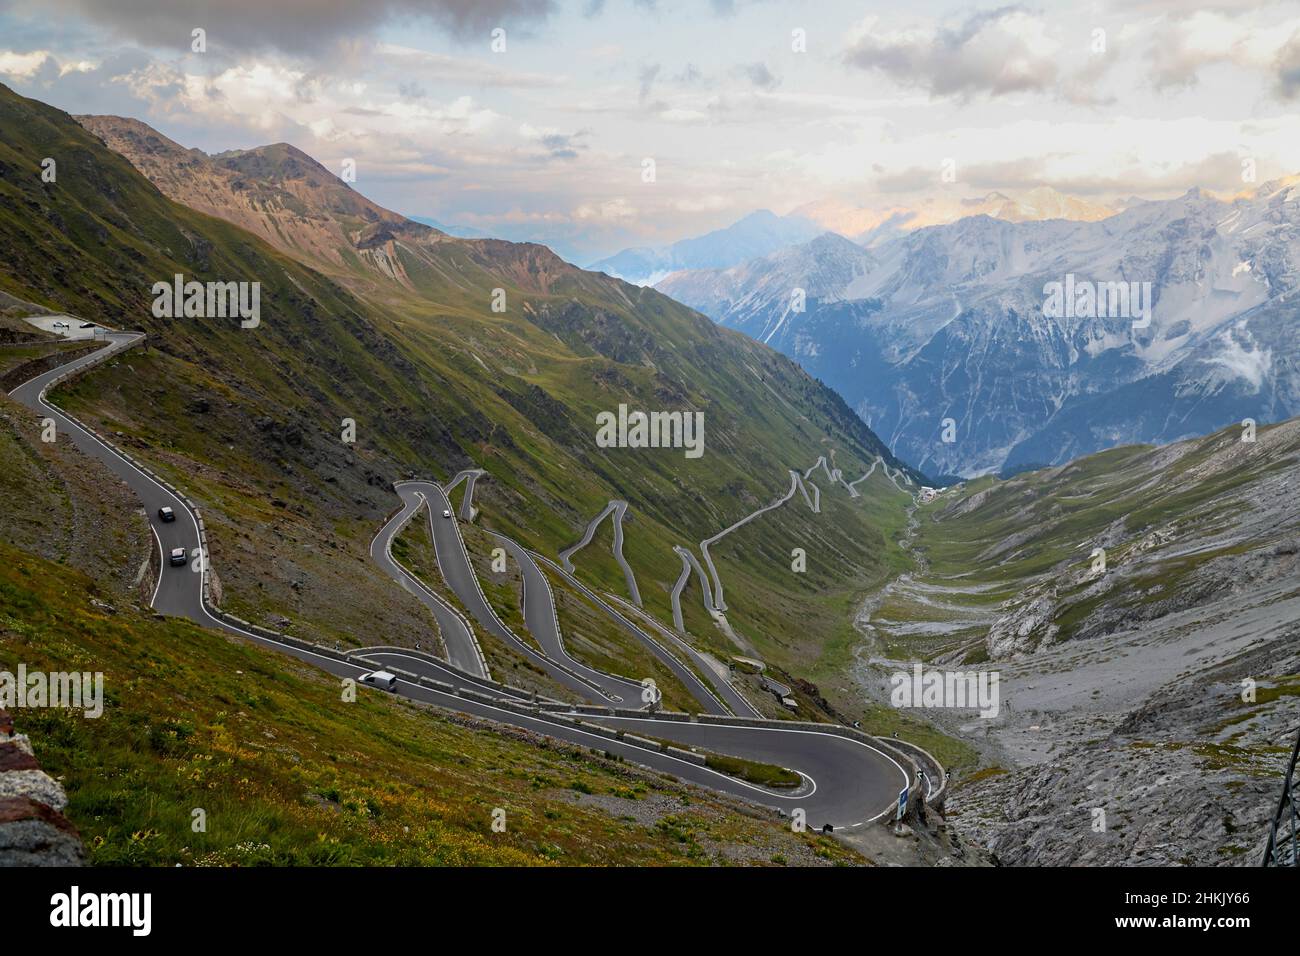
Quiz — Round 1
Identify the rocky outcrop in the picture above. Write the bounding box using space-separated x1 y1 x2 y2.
0 709 85 866
949 622 1300 866
985 592 1060 658
0 343 98 393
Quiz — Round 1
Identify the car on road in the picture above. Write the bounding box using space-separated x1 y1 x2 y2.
168 547 188 567
359 671 398 691
158 506 176 522
442 509 452 518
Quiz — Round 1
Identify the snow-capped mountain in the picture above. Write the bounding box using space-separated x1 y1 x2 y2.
658 178 1300 477
587 209 825 285
793 186 1116 247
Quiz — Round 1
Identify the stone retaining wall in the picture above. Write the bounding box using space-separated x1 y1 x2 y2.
0 709 85 865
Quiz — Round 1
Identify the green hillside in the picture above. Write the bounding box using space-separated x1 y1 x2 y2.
0 81 915 690
874 418 1300 663
0 539 860 866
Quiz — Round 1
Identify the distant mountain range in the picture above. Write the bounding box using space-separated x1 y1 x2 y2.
658 181 1300 477
794 186 1117 247
586 210 825 286
409 216 493 240
587 187 1118 287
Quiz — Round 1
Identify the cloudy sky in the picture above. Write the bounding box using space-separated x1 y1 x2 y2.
2 0 1299 262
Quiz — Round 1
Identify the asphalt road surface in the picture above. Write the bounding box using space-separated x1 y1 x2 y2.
533 550 737 717
488 531 650 704
370 488 488 678
388 480 627 704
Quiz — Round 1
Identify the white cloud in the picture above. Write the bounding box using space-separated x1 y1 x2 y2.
1148 10 1300 89
658 107 707 123
843 9 1074 100
575 197 637 221
767 112 1300 198
375 43 564 89
0 50 50 79
674 194 728 213
58 59 98 76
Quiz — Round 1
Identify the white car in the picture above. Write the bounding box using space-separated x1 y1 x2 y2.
442 509 452 519
168 547 188 567
359 671 398 691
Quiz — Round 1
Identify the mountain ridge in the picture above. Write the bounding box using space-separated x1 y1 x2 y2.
587 209 825 286
659 181 1300 477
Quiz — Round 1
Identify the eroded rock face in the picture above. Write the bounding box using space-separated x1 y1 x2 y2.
0 710 85 866
949 637 1300 866
986 592 1060 658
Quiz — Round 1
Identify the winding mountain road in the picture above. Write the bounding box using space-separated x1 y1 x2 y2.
370 488 489 678
7 332 916 830
699 469 811 614
444 468 485 520
605 592 762 718
486 531 649 705
530 549 732 716
558 499 642 607
389 480 626 704
675 452 912 626
847 455 908 495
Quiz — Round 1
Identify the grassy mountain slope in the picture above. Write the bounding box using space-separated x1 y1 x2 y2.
2 82 915 705
0 545 860 866
0 397 863 866
890 418 1300 663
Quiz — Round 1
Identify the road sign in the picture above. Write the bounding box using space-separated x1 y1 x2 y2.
897 786 909 822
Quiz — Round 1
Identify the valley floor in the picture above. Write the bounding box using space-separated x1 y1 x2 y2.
848 420 1300 865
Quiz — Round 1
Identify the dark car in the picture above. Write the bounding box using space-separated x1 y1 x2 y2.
168 547 188 567
158 506 176 523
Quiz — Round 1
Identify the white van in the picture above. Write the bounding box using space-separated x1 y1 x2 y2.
360 670 398 691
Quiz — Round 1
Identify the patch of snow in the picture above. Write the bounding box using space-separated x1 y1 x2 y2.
1207 329 1272 391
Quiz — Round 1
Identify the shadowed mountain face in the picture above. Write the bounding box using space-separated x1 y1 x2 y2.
2 83 917 672
659 188 1300 478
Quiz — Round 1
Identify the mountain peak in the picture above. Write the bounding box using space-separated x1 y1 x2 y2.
798 186 1116 243
1252 173 1300 201
664 174 1299 479
77 114 204 164
72 113 454 286
211 141 338 184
